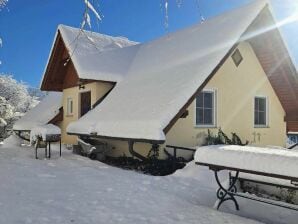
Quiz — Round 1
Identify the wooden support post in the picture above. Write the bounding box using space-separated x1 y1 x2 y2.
35 139 39 160
173 147 177 160
49 142 51 159
59 139 62 157
45 142 47 158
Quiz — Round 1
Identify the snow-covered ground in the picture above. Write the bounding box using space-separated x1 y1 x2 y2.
0 136 297 224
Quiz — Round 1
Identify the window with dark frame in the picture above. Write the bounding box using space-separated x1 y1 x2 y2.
196 91 215 126
254 97 267 126
232 49 243 67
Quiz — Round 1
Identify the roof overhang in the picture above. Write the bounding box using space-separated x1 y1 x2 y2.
67 132 165 144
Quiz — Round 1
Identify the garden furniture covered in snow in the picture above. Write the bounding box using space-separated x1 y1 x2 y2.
78 138 113 160
195 145 298 211
30 124 62 159
164 145 196 162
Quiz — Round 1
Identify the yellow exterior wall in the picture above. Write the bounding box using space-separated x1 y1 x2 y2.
61 41 286 158
95 41 286 159
61 82 113 144
166 41 287 150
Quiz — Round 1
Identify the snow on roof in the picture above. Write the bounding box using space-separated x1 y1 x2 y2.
195 145 298 179
288 132 298 135
58 25 139 82
13 92 62 131
67 1 269 141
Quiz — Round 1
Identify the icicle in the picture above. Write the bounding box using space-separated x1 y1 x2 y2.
0 0 8 9
176 0 183 8
86 12 91 28
164 0 169 31
195 0 205 24
84 0 102 21
200 15 205 24
63 58 70 67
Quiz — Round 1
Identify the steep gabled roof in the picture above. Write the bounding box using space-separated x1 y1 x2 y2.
67 0 294 142
13 92 62 131
40 25 138 91
59 25 139 82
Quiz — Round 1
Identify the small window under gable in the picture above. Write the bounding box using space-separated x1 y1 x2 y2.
232 49 243 67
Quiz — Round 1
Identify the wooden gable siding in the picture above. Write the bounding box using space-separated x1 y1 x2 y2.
287 122 298 133
41 31 79 91
247 7 298 131
63 61 79 89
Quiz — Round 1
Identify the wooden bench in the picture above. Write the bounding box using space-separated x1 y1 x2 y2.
195 145 298 211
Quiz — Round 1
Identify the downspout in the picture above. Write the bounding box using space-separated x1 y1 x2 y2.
128 140 148 161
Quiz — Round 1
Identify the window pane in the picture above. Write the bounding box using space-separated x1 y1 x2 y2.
254 97 267 126
196 93 204 107
70 100 73 113
254 111 259 125
258 111 266 125
255 98 259 111
204 108 213 124
196 108 204 125
258 98 266 112
232 49 243 66
204 92 213 108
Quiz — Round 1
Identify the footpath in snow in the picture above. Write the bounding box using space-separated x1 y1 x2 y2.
0 136 297 224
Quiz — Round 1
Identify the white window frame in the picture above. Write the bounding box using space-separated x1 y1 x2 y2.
66 97 73 116
254 96 269 128
194 89 217 128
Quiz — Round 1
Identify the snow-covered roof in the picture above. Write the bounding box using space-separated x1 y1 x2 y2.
67 1 270 141
13 92 62 131
195 145 298 179
58 25 139 82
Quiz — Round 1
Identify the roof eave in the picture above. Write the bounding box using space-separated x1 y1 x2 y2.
67 132 165 144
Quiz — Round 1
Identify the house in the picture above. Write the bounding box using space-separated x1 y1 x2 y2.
16 0 298 159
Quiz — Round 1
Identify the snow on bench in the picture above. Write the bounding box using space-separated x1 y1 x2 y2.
30 124 61 142
194 145 298 211
30 124 62 159
195 145 298 181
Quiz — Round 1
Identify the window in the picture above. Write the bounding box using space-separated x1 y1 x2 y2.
254 97 267 126
289 135 298 144
232 49 243 67
195 90 216 126
67 98 73 116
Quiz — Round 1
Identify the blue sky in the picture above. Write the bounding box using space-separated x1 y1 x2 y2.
0 0 298 87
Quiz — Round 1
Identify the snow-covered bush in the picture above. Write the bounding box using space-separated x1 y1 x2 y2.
0 96 14 139
0 75 32 112
0 74 42 139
